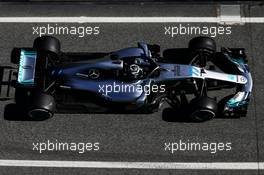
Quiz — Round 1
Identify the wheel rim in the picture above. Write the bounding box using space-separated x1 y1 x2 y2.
28 108 52 120
191 109 215 122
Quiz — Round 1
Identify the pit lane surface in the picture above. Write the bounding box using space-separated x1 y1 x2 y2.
0 3 263 175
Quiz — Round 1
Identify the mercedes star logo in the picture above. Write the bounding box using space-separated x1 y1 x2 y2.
88 69 100 79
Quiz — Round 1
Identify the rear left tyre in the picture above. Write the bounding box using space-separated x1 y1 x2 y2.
33 36 61 55
11 48 21 64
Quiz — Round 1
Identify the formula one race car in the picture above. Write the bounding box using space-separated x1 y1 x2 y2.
0 36 252 122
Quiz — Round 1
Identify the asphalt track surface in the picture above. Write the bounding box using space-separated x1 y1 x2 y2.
0 3 263 175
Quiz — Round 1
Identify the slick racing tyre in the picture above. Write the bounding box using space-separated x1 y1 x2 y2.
189 96 218 122
33 36 61 69
33 36 61 55
188 36 216 55
11 48 21 64
27 91 55 121
188 36 216 67
15 87 31 105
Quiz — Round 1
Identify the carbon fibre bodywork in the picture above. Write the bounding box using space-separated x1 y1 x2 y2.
2 38 253 120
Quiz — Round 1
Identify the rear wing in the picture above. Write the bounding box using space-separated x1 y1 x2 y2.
0 66 17 101
0 48 37 101
17 49 37 86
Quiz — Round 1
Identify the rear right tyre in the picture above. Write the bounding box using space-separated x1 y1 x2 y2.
27 91 55 121
15 87 31 105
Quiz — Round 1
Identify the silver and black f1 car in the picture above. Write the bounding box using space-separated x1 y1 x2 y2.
0 36 252 122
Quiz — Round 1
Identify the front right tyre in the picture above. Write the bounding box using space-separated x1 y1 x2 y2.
189 96 218 122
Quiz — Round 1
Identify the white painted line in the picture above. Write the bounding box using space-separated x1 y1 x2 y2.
0 16 262 23
0 160 263 170
0 17 220 23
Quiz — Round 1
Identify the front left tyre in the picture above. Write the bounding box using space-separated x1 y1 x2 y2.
188 36 216 56
188 36 216 67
